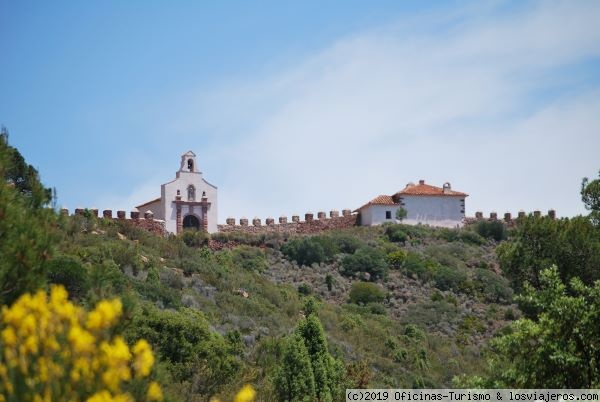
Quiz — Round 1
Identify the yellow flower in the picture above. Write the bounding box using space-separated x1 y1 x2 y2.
1 327 17 346
68 325 96 353
147 381 163 401
234 384 256 402
132 339 155 377
86 299 122 331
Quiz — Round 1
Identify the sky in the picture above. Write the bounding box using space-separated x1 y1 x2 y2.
1 0 599 221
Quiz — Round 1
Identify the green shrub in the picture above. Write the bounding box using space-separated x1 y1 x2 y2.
404 324 426 341
281 237 326 266
180 229 209 247
474 268 513 304
387 250 408 269
348 282 385 305
46 255 90 300
367 302 387 315
329 233 363 254
393 348 408 363
385 226 408 243
340 312 365 331
437 228 460 242
341 247 388 280
298 283 312 296
475 220 507 241
403 253 435 281
458 230 485 245
231 245 268 272
325 274 334 291
433 266 468 292
126 307 239 395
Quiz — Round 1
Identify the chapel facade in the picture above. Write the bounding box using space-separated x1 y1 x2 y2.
135 151 218 233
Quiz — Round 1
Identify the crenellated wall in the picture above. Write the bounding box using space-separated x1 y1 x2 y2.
464 209 557 226
218 209 358 234
61 208 167 235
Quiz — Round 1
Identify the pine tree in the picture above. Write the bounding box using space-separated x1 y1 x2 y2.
274 334 316 402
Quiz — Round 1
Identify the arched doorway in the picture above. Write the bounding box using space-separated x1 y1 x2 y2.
182 214 200 230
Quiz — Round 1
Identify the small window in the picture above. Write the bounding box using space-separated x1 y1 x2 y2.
385 211 392 219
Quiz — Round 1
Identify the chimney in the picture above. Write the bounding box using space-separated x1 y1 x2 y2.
419 179 425 185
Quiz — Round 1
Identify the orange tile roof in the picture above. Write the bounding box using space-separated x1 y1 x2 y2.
395 182 468 197
355 195 398 211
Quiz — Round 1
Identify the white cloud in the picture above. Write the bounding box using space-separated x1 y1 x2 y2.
103 1 600 221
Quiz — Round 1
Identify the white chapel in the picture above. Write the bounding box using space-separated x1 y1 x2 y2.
135 151 218 233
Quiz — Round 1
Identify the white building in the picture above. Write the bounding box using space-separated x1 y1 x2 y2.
135 151 218 233
355 180 467 228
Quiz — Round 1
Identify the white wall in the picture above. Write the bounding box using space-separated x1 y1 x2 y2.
401 195 464 225
161 171 218 233
360 204 399 226
139 199 163 220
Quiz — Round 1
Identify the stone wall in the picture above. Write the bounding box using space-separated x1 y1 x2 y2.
464 209 557 227
62 208 167 236
218 209 358 235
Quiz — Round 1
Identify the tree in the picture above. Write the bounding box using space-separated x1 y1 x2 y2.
0 133 57 304
126 307 240 397
296 315 344 402
581 170 600 225
275 313 345 402
497 215 600 292
469 267 600 388
395 207 407 222
274 335 316 402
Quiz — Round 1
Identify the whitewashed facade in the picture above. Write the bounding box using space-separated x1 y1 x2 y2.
135 151 218 233
356 180 467 228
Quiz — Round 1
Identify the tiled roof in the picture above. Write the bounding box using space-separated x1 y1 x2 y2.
355 195 398 211
395 182 468 197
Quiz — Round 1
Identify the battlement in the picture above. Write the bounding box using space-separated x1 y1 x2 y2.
218 209 357 234
465 209 557 226
60 208 167 235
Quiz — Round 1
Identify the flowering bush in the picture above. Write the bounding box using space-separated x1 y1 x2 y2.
0 285 162 402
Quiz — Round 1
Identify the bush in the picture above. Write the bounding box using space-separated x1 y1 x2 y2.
385 226 408 243
298 283 312 296
46 254 90 299
367 302 387 315
475 220 507 241
437 228 460 242
387 250 408 269
341 247 388 280
329 232 363 254
231 245 268 272
281 237 326 266
126 307 240 396
402 253 436 282
348 282 385 305
433 266 468 292
473 268 513 304
0 286 162 401
180 229 209 247
458 230 485 245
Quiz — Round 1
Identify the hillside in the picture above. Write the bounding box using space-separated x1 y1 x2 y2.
50 214 514 399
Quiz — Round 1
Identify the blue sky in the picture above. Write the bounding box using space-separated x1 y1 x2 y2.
1 0 599 221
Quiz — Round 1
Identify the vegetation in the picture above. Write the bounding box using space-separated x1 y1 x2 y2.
2 131 600 398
